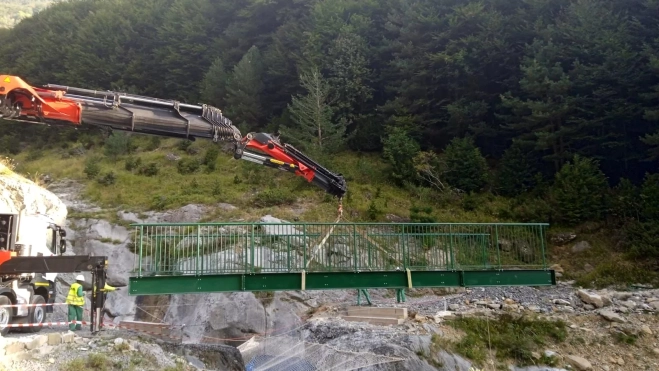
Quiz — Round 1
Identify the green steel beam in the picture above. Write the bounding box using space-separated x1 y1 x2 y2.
128 269 556 296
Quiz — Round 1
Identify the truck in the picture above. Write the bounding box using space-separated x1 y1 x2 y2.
0 211 108 335
0 74 348 335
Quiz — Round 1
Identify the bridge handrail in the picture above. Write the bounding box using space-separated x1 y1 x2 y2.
131 222 549 277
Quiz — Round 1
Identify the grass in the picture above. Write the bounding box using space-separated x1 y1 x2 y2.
551 229 659 288
9 134 520 224
60 353 110 371
436 313 567 368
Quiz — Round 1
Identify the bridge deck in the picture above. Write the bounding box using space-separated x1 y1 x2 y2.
127 222 555 295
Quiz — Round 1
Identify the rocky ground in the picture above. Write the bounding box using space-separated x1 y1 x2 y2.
0 328 244 371
3 281 659 371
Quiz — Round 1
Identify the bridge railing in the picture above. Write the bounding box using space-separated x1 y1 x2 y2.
129 222 549 277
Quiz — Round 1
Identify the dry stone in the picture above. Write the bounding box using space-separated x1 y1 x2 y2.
566 355 592 370
577 289 604 308
47 333 62 345
599 310 625 323
26 335 47 350
4 341 26 355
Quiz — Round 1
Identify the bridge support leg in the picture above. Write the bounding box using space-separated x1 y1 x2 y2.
356 289 372 306
396 289 406 303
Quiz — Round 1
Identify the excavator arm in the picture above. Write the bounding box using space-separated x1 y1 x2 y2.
0 75 347 198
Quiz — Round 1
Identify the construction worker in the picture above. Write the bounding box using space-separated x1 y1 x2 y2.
93 281 116 329
66 275 85 331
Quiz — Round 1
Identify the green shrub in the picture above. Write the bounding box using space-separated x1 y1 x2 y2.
124 156 142 171
103 132 133 159
177 157 201 174
382 126 421 185
203 147 219 168
146 136 161 151
212 180 222 196
410 206 436 223
177 140 192 151
367 200 380 220
138 162 159 176
253 188 296 207
26 150 44 161
550 155 609 225
151 195 168 211
640 173 659 221
83 157 101 179
97 172 116 186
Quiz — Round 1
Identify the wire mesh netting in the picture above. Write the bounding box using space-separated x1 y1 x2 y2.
131 222 549 276
238 335 405 371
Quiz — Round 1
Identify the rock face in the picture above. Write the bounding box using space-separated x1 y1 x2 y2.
44 180 138 325
0 163 67 226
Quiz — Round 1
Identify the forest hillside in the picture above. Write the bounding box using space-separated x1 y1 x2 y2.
1 0 658 289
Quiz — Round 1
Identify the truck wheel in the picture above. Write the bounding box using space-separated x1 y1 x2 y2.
26 295 46 333
0 295 12 336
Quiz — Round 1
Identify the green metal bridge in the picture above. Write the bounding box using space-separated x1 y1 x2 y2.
126 221 556 296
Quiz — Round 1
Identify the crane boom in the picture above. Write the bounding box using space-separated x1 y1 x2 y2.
0 75 347 198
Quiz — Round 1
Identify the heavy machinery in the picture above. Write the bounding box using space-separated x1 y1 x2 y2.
0 74 348 335
0 75 347 199
0 212 108 335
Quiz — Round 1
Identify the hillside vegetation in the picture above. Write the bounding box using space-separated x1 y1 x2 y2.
1 0 659 288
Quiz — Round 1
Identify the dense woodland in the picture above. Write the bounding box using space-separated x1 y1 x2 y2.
2 0 659 280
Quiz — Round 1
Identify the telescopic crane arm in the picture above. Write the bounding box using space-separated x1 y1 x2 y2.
0 75 347 198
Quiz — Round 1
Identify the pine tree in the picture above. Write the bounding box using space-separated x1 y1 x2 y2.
550 155 609 225
500 39 577 172
443 137 489 193
224 45 265 132
199 57 228 108
281 67 346 154
327 28 373 130
496 140 537 197
382 126 421 185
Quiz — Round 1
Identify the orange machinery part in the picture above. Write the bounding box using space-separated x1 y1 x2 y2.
0 250 13 266
0 75 82 125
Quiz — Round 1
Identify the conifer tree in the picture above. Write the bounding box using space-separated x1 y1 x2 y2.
281 67 346 154
496 140 537 197
443 137 488 193
382 126 421 185
199 57 228 108
550 155 609 225
225 46 265 132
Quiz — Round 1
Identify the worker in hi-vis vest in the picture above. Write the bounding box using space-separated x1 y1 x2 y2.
66 275 86 331
94 282 116 329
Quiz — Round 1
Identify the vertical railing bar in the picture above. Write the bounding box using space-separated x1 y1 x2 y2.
353 224 357 272
138 226 143 277
196 226 201 276
540 224 547 269
449 224 455 270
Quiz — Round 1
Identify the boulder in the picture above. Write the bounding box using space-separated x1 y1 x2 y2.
566 355 592 370
577 290 605 308
0 162 67 226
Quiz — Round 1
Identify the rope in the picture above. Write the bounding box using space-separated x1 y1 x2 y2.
305 197 343 269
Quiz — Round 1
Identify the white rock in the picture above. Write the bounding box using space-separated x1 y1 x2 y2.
566 355 592 370
599 310 626 323
577 290 604 308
